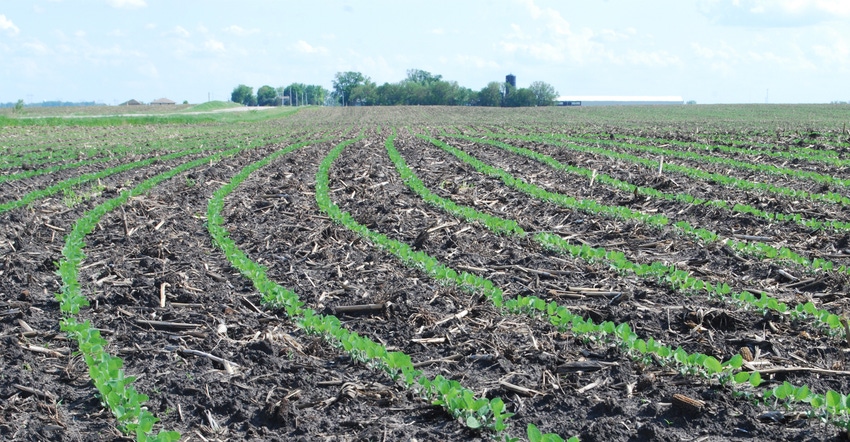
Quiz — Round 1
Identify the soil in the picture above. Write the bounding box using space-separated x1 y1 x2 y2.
2 107 850 441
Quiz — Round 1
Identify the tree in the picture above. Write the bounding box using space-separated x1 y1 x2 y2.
477 82 503 107
528 81 559 106
13 99 24 113
405 69 442 85
230 84 254 106
333 71 369 106
304 85 328 106
257 85 278 106
504 88 537 107
349 79 377 106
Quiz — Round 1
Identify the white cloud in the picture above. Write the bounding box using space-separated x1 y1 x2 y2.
23 40 50 55
691 39 818 75
204 39 225 52
165 26 190 38
106 0 147 9
698 0 850 26
223 25 259 36
501 1 616 64
430 28 445 35
622 50 682 67
291 40 327 54
1 14 20 36
137 62 158 78
452 55 500 69
108 29 126 37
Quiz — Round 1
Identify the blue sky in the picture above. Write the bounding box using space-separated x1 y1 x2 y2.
1 0 848 104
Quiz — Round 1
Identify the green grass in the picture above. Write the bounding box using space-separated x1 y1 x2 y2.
0 106 300 127
186 101 243 112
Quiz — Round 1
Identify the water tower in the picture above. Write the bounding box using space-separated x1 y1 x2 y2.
506 74 516 88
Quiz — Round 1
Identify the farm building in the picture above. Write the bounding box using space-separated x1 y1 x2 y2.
119 99 143 106
557 96 684 106
151 98 176 105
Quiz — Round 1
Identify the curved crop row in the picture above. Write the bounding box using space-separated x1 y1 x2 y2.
0 131 234 184
604 133 849 166
477 130 850 206
0 126 300 215
204 134 536 441
427 133 842 281
381 129 850 433
552 132 850 189
321 130 814 435
444 131 850 233
405 131 850 344
54 140 266 441
420 133 848 338
316 133 577 441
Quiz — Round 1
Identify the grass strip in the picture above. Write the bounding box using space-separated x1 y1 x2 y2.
0 106 300 127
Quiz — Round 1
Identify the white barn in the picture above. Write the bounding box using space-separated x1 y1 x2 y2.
557 96 684 106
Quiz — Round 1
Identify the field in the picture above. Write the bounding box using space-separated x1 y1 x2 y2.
2 104 850 441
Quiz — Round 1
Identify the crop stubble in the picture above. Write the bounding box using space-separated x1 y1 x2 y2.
2 106 850 441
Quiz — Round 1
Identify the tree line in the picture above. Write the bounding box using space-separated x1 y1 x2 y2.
231 84 328 107
231 69 559 107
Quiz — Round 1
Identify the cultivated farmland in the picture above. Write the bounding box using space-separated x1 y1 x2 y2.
2 105 850 441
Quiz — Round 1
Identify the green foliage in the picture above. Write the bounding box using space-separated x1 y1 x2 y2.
187 100 241 112
51 128 299 440
333 71 371 106
528 81 559 106
230 84 255 106
478 82 503 107
204 133 534 439
504 88 537 107
257 85 278 106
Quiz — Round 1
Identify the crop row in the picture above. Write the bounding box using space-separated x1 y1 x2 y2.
328 131 773 430
446 132 850 234
476 129 850 207
454 130 849 274
0 130 242 186
0 124 234 167
10 127 299 440
378 130 850 431
54 141 265 441
420 133 849 334
203 134 560 441
601 133 849 167
441 132 849 276
558 132 850 189
0 143 232 214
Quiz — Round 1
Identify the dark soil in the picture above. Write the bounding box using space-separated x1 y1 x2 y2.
2 107 850 441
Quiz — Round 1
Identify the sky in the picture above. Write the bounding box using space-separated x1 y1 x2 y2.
1 0 849 105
